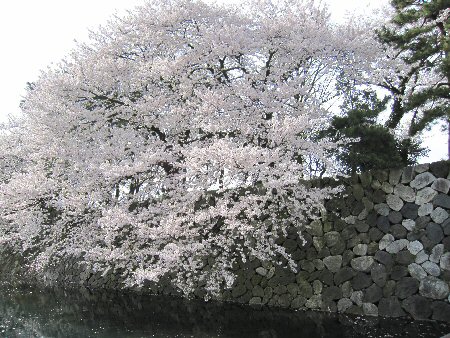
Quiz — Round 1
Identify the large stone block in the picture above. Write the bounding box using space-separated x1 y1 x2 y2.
401 203 419 220
418 203 433 217
355 220 369 233
286 283 299 297
386 239 409 254
421 235 436 251
371 263 387 287
350 290 363 306
353 244 368 256
363 283 383 303
351 256 374 272
255 267 267 276
362 303 378 316
366 211 378 226
395 251 415 265
444 237 450 251
367 242 379 255
391 265 408 280
232 284 247 298
416 187 438 205
378 297 406 317
410 172 437 190
352 184 364 201
341 226 357 240
342 250 355 267
318 269 334 286
434 193 450 209
386 194 404 211
414 163 429 173
402 295 432 319
394 184 415 202
401 166 415 184
373 189 386 204
415 215 431 229
406 230 423 242
323 255 342 273
422 261 440 277
408 263 427 280
401 219 415 232
443 218 450 235
430 244 444 263
430 207 448 224
312 280 323 295
360 172 372 188
312 258 324 271
268 267 296 286
357 208 369 221
337 298 352 312
264 286 274 299
273 285 287 295
426 223 444 244
306 220 323 236
351 272 372 290
440 252 450 271
379 234 395 250
431 178 450 194
383 280 396 297
322 286 342 301
389 168 403 185
296 279 313 298
252 285 265 298
431 301 450 322
324 231 340 247
395 277 419 299
407 240 423 255
291 295 307 309
369 228 384 242
362 197 374 212
377 216 390 233
300 260 315 273
341 281 352 298
429 161 449 178
318 248 332 260
381 182 394 194
249 297 262 305
312 236 325 252
330 238 346 255
374 203 390 216
250 274 263 286
305 294 322 309
374 251 394 269
388 210 403 224
419 276 449 299
278 293 292 307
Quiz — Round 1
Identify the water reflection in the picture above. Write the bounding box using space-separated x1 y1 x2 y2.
0 285 448 338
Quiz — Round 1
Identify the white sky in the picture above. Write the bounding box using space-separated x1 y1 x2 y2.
0 0 446 162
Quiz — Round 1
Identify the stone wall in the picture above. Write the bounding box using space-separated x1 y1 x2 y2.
219 161 450 322
1 161 450 322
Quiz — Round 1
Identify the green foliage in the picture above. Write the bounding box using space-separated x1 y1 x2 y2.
377 0 449 151
322 89 425 174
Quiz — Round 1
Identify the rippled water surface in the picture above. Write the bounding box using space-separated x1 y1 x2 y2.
0 285 449 337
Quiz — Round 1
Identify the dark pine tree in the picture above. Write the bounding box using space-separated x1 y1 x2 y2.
323 89 426 175
377 0 450 157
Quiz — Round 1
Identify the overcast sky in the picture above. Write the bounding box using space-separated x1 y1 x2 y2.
0 0 445 162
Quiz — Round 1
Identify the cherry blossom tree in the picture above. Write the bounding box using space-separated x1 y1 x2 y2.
0 0 385 297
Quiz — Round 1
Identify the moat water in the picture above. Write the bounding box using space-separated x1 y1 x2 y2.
0 285 449 338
